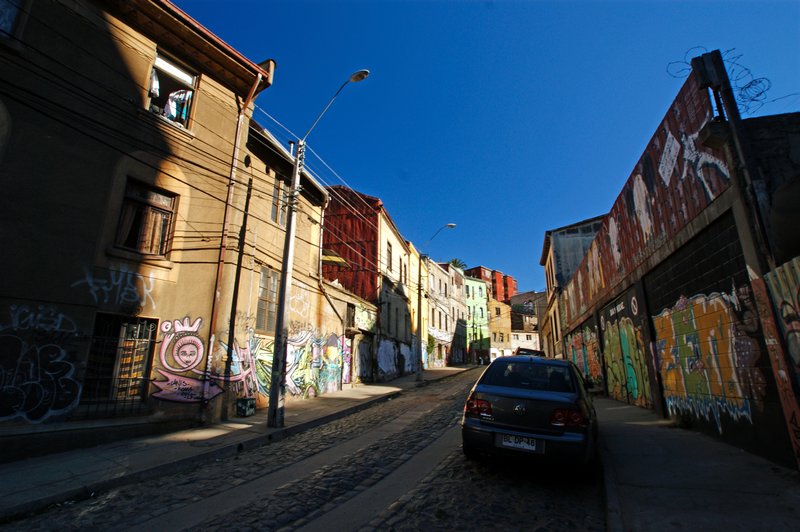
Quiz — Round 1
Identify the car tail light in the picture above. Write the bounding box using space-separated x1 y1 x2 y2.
465 396 493 418
550 408 587 427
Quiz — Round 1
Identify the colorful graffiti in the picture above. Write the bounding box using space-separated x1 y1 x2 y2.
286 330 344 398
765 258 800 378
222 327 350 405
71 265 156 312
152 316 223 403
602 313 652 407
0 305 82 422
652 286 767 433
566 322 603 387
756 266 800 467
341 336 352 385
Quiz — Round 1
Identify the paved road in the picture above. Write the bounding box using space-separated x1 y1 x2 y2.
3 371 604 531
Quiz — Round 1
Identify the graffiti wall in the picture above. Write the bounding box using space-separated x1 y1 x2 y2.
599 286 654 408
644 212 792 463
564 70 732 326
356 338 373 383
0 304 82 422
652 289 760 431
71 264 157 314
152 316 223 403
565 317 603 388
377 338 399 379
760 258 800 465
765 258 800 390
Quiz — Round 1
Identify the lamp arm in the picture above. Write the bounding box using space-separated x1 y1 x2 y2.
302 80 350 141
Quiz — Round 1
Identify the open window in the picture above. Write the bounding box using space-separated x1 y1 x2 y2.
116 179 177 257
148 54 196 127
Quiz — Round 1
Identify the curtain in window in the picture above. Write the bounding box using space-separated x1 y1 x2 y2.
116 202 138 249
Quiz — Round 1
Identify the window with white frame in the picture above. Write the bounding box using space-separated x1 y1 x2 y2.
116 180 176 257
387 242 393 272
148 54 196 127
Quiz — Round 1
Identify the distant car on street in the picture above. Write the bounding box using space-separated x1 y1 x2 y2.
512 347 546 357
461 354 598 470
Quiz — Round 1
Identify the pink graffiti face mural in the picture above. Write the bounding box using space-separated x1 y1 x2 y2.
152 316 223 403
174 336 203 370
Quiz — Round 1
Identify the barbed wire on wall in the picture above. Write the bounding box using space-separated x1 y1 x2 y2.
667 46 799 115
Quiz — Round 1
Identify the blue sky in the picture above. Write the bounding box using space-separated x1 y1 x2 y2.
174 0 799 292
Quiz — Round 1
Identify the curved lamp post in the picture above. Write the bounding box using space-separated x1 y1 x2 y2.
416 223 456 381
268 69 370 428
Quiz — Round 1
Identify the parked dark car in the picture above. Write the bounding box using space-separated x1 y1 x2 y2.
461 355 598 469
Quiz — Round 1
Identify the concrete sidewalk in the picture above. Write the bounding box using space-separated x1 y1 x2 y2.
0 366 472 524
596 397 800 531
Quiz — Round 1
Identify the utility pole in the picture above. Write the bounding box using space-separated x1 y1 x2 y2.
267 70 370 428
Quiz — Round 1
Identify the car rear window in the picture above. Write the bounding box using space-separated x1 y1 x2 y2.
482 361 575 393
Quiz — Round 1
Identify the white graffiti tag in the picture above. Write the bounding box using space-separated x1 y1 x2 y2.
71 266 156 310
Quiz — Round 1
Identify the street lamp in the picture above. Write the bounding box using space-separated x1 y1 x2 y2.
416 223 456 382
267 69 370 428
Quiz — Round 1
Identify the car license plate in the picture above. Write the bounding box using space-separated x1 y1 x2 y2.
498 434 544 453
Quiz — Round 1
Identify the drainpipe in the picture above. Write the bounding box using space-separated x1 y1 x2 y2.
316 197 347 389
204 72 263 421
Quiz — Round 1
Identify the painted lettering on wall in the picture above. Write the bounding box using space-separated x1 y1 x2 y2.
567 323 603 387
0 305 81 422
72 265 156 311
376 339 397 378
652 286 766 433
285 330 343 398
602 315 651 407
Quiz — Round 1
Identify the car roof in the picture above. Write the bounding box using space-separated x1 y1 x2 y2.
493 355 571 367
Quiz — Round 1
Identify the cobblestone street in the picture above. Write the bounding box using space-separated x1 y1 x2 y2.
2 371 604 531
